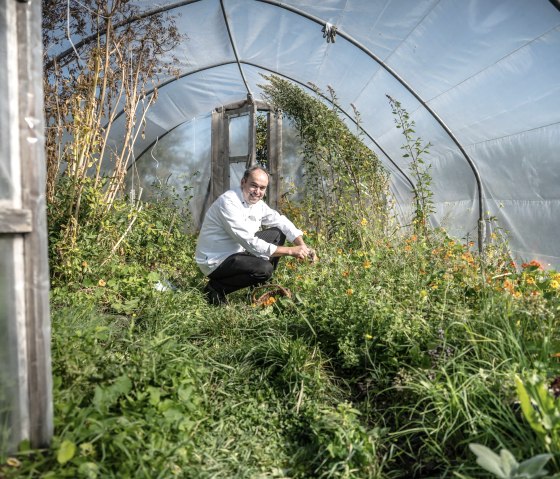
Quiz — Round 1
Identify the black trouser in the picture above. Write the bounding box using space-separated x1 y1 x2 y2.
207 227 286 296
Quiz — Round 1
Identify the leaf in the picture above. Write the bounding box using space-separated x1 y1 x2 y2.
93 375 132 410
469 443 508 478
147 271 160 282
515 375 546 434
57 439 76 464
516 453 553 476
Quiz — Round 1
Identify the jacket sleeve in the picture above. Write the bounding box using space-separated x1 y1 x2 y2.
260 203 304 242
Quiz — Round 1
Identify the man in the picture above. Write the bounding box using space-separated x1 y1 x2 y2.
195 166 311 305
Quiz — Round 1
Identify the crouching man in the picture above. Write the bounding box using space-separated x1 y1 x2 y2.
195 166 311 305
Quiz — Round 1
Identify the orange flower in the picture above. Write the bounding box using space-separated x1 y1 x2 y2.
522 260 543 270
503 279 515 293
342 271 350 277
346 288 354 295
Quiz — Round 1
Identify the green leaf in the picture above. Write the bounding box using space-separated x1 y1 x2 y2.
499 448 518 476
469 443 508 478
515 375 546 434
57 439 77 464
147 271 160 282
517 453 553 476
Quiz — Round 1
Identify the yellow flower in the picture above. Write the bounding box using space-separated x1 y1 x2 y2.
346 288 354 295
82 261 88 268
363 260 372 269
419 290 428 298
554 273 560 282
360 218 368 226
98 279 106 287
525 276 535 285
364 334 373 340
337 249 343 255
550 280 560 290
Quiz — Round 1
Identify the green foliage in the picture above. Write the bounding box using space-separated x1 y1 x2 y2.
260 75 391 249
387 95 434 236
469 443 558 479
48 181 198 315
515 374 560 456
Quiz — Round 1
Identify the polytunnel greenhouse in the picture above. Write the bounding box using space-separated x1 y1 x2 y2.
2 0 560 477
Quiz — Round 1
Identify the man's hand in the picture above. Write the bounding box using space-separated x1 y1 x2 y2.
290 244 311 260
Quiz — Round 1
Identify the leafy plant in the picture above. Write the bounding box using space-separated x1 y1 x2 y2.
515 374 560 456
469 443 558 479
43 0 184 248
260 75 391 249
386 95 434 237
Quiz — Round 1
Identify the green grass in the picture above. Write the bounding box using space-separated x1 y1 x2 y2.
3 210 560 478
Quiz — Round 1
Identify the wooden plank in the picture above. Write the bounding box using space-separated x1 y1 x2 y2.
268 111 283 211
17 0 53 448
0 208 33 233
247 102 256 168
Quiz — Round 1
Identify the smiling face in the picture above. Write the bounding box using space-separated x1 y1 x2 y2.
241 168 269 205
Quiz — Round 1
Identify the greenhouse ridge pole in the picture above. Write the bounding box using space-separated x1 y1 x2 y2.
219 0 252 100
256 0 487 252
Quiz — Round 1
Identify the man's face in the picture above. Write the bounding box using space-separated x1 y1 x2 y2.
241 169 269 205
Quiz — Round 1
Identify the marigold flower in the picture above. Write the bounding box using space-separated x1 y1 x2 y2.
82 261 88 268
550 280 559 290
98 279 106 287
525 276 536 285
503 279 515 293
346 288 354 295
404 245 412 252
342 271 349 277
363 260 372 269
410 234 417 242
360 218 368 226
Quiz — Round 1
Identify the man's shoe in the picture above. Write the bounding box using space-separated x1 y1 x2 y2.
204 283 227 306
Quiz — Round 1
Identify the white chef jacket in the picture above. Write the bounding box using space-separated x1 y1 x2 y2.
195 187 304 276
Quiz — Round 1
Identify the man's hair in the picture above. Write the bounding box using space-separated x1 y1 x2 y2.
242 165 270 181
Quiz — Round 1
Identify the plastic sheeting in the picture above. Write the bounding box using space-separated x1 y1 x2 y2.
47 0 560 268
